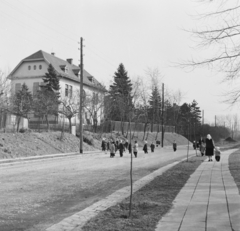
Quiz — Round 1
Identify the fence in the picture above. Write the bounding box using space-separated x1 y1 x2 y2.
100 120 175 134
3 117 175 135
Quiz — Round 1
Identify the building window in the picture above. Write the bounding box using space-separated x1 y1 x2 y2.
65 84 73 97
34 65 36 70
11 115 16 125
69 85 72 98
28 66 31 70
39 65 42 70
65 84 68 96
15 83 21 93
33 82 39 95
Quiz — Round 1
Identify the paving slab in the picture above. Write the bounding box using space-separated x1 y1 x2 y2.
155 149 240 231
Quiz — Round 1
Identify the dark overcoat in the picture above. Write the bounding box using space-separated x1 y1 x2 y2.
205 138 214 156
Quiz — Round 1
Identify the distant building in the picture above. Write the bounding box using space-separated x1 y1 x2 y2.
7 50 105 131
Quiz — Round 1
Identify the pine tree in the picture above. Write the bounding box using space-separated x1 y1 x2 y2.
190 100 201 124
148 86 161 131
108 63 133 121
33 89 59 132
12 83 33 132
42 64 61 98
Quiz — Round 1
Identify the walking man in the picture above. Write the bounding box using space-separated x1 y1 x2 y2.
173 140 177 152
119 140 124 157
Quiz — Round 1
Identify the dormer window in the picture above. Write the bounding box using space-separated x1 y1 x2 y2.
34 65 36 70
60 65 68 73
88 76 94 83
73 68 80 77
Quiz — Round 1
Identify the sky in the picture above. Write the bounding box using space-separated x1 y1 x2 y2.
0 0 239 125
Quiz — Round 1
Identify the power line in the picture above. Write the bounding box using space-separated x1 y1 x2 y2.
1 0 77 43
0 9 75 49
0 0 122 73
1 0 120 69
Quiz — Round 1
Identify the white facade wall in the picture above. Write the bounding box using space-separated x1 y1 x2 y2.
10 60 104 127
13 61 48 78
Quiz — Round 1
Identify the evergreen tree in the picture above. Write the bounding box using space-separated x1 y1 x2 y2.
33 88 59 132
190 100 201 124
164 100 173 125
148 86 161 131
179 103 191 137
42 64 61 98
108 63 133 121
12 83 33 132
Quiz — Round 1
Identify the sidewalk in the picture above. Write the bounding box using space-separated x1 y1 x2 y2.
155 149 240 231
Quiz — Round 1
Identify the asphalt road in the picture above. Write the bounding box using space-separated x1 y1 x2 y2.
0 146 196 231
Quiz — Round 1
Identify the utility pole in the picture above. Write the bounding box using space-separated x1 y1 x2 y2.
79 37 83 153
161 83 164 147
215 115 216 127
202 110 204 125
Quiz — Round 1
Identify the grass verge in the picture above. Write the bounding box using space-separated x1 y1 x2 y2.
229 150 240 193
82 156 206 231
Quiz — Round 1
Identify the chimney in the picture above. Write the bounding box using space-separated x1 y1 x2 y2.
51 52 55 56
66 58 73 64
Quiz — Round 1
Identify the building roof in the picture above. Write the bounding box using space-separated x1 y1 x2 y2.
9 50 105 91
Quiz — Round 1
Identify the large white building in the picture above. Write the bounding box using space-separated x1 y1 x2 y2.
7 50 105 130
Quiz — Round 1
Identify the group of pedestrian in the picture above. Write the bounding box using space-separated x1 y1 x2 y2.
193 134 221 162
101 138 160 158
102 135 221 162
101 138 137 158
143 141 156 154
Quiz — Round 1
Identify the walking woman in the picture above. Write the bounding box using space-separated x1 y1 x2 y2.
143 141 148 154
119 140 124 157
205 134 215 161
110 141 115 158
133 140 138 158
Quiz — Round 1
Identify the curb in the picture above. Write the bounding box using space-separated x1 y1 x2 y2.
0 150 103 165
0 145 192 166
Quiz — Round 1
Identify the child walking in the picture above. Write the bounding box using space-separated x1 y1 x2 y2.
215 147 221 162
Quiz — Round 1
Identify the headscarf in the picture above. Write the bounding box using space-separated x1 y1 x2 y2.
207 134 212 140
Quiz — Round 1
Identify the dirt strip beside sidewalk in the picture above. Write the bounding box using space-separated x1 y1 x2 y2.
46 157 187 231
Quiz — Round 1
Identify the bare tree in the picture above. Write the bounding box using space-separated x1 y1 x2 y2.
59 90 80 134
216 115 226 127
84 91 105 132
168 89 185 132
186 1 240 78
145 67 164 89
182 1 240 104
0 70 10 130
137 78 151 140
